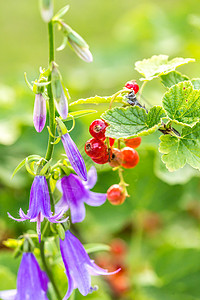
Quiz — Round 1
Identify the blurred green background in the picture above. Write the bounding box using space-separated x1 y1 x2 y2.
1 0 200 299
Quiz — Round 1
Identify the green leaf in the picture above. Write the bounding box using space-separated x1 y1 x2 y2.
142 247 200 300
135 55 195 81
159 122 200 171
154 152 199 185
191 78 200 90
83 243 110 254
160 71 189 88
69 95 124 106
12 155 41 178
101 106 166 139
162 81 200 127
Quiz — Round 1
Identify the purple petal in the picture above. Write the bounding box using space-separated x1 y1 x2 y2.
55 197 69 215
28 176 51 219
56 179 62 193
7 209 29 222
60 231 91 296
84 191 107 207
33 94 46 132
55 180 69 214
70 197 86 223
82 166 97 190
36 212 42 243
0 290 16 300
59 174 87 223
48 215 69 223
62 267 76 300
39 270 49 293
19 208 29 219
87 262 121 276
61 133 87 181
16 253 49 299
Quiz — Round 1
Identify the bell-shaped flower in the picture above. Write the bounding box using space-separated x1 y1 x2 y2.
0 252 49 300
8 176 68 242
56 166 106 223
33 93 46 132
61 132 87 181
60 231 120 299
56 117 87 181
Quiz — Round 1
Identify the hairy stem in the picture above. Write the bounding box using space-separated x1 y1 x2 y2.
40 241 62 300
45 21 56 161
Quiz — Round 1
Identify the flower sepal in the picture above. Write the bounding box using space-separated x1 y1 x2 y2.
53 4 70 21
50 222 70 240
56 117 68 136
36 158 52 177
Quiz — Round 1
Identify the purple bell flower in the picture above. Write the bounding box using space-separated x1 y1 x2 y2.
33 93 46 132
0 252 49 300
61 132 87 181
55 166 106 223
8 176 68 242
60 231 120 299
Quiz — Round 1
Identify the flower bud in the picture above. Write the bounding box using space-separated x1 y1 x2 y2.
33 94 46 132
62 23 93 63
39 0 53 23
51 63 68 119
56 117 87 181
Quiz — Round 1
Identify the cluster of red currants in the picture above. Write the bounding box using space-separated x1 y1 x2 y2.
85 80 141 206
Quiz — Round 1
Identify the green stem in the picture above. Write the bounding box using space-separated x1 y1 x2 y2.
42 20 61 299
45 21 56 161
40 241 62 300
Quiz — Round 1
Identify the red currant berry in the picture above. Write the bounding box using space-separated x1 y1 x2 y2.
121 147 139 169
92 153 109 164
109 148 122 168
124 137 141 149
125 80 139 94
89 119 108 140
107 184 126 205
109 138 115 147
85 138 107 158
